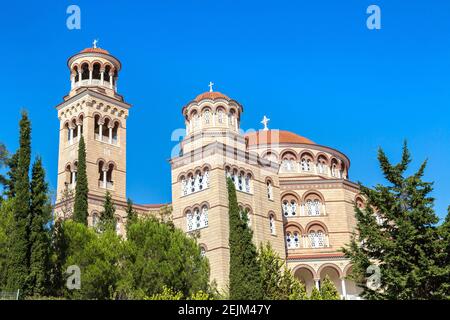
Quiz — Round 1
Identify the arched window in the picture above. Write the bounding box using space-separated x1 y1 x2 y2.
106 163 114 188
317 155 328 175
200 246 206 257
282 198 298 217
92 63 101 80
286 231 300 249
267 180 273 200
112 122 119 145
74 66 79 82
203 109 211 124
305 199 321 216
186 207 208 232
81 63 89 80
308 226 327 248
281 152 297 172
104 65 111 82
217 109 225 124
301 158 312 172
92 212 99 227
269 214 275 235
245 174 251 193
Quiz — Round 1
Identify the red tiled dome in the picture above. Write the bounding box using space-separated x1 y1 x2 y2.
80 47 110 55
245 130 315 146
195 91 230 102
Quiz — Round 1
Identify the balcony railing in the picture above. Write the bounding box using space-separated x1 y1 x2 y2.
286 234 330 249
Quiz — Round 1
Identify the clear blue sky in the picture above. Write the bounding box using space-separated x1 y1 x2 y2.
0 1 449 221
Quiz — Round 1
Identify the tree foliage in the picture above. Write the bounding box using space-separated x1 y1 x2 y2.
343 142 448 299
258 242 307 300
6 111 32 294
320 275 340 300
227 178 263 300
73 136 88 225
28 157 52 296
99 191 116 232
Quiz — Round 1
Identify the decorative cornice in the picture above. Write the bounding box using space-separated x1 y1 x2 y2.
170 141 280 173
56 88 131 111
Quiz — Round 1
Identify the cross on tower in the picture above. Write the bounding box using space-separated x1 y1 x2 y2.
93 39 98 48
208 81 214 92
261 115 270 131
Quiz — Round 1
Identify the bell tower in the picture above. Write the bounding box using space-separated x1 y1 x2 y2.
54 43 131 232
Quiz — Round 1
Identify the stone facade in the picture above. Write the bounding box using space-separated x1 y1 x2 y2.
54 46 363 299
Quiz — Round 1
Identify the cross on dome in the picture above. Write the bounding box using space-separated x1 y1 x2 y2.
208 81 214 92
93 39 99 48
261 115 270 131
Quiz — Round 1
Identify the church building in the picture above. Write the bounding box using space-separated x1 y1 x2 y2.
54 45 363 299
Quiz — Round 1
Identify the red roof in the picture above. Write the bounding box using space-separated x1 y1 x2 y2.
245 130 315 146
80 47 110 55
195 91 230 102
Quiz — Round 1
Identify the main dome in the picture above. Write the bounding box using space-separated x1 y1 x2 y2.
194 91 230 102
245 130 315 146
80 47 110 55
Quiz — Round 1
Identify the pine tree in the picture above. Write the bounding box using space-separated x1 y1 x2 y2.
227 178 263 299
435 206 450 299
29 157 51 296
125 198 137 230
6 111 32 294
343 142 444 299
49 218 68 297
100 191 116 231
320 275 340 300
73 136 88 225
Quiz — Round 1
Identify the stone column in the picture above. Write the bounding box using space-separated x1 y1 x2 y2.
103 169 107 189
108 125 113 144
109 72 114 89
341 278 347 300
100 69 105 85
98 119 104 142
314 279 320 290
89 67 93 85
69 125 74 144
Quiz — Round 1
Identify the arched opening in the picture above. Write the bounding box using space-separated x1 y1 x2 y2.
98 161 105 187
344 266 364 300
81 63 89 80
71 119 78 140
102 118 110 140
320 266 342 297
106 163 114 188
92 63 101 80
307 223 328 248
317 155 329 175
112 121 119 145
104 65 111 82
294 267 316 295
269 213 276 235
281 194 299 217
73 66 79 82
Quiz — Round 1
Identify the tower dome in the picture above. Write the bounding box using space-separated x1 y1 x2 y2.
67 41 121 98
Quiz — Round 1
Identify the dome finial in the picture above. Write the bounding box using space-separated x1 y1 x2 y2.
261 115 270 131
93 39 99 49
208 81 214 92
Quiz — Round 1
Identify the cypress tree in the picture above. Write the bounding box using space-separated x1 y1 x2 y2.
4 152 18 199
49 219 68 297
73 135 88 225
100 191 116 231
227 178 262 299
29 157 51 296
6 111 32 294
0 143 7 188
343 142 444 299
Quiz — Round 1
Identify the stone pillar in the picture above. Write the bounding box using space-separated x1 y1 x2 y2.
69 126 74 144
108 125 113 144
100 69 105 85
70 74 75 89
98 120 104 142
341 278 347 300
314 279 320 290
89 68 93 85
103 170 107 189
109 72 114 89
77 124 81 141
71 171 76 186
